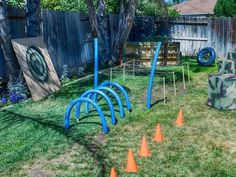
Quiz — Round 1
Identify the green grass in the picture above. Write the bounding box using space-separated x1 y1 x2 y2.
0 60 236 177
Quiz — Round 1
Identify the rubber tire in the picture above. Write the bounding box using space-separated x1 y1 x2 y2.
197 47 216 66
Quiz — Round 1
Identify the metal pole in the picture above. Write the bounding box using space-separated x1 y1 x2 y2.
173 72 176 96
163 77 166 104
182 66 186 90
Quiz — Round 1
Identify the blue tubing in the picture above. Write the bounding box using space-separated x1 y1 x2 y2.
97 86 125 118
84 87 125 119
99 81 132 112
64 97 109 134
76 89 117 125
197 47 216 66
146 42 162 110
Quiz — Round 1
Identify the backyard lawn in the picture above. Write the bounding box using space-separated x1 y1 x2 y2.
0 60 236 177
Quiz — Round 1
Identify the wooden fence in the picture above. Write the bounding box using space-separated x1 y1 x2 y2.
169 17 209 56
169 17 236 56
130 16 236 57
1 9 236 80
43 10 93 77
0 8 26 80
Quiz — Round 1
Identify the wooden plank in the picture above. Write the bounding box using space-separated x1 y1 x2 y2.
11 37 61 101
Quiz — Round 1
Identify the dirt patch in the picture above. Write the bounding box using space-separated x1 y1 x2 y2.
23 133 107 177
94 133 106 145
24 143 81 177
223 141 236 153
28 168 59 177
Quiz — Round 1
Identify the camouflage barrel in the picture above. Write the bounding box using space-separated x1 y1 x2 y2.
208 74 236 110
218 59 236 74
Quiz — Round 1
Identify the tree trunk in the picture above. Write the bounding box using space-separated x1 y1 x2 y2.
86 0 111 63
86 0 138 64
0 0 19 83
26 0 41 37
111 0 137 63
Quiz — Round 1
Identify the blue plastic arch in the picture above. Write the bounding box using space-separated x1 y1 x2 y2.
75 90 117 125
64 97 109 134
97 86 125 118
99 81 132 112
146 42 162 110
84 86 125 118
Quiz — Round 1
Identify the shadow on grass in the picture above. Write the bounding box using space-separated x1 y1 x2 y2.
0 109 113 176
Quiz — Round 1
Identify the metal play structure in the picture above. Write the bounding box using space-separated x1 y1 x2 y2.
64 38 132 134
146 42 162 110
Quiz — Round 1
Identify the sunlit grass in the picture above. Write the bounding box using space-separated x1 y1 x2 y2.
0 60 236 176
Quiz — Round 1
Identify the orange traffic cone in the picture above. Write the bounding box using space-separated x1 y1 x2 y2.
154 123 164 143
139 136 151 157
125 149 138 173
110 167 117 177
176 109 184 126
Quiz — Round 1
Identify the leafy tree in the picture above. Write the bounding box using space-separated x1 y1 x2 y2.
7 0 24 8
137 0 168 16
214 0 236 17
40 0 179 17
41 0 88 12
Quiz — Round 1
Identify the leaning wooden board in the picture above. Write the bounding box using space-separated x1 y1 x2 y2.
11 37 61 100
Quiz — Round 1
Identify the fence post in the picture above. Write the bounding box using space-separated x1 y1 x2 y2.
123 63 126 82
163 77 166 104
187 62 190 84
182 66 186 90
173 72 177 96
133 59 135 76
110 67 113 81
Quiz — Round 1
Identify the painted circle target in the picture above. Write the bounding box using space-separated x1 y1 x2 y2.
26 46 48 82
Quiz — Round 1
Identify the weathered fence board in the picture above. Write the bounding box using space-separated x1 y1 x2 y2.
43 10 93 77
1 8 236 80
208 18 236 58
0 7 25 80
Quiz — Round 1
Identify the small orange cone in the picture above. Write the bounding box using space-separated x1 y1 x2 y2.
176 109 184 126
139 136 151 157
154 123 164 143
125 149 138 173
110 167 117 177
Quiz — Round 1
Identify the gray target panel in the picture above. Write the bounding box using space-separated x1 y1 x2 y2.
11 37 61 100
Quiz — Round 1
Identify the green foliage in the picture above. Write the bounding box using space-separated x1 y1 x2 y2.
7 0 24 8
5 0 179 16
168 7 180 17
137 0 167 16
41 0 87 12
40 0 179 17
214 0 236 17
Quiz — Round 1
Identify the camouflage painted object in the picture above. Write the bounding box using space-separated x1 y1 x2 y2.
208 74 236 110
218 59 236 74
228 52 236 60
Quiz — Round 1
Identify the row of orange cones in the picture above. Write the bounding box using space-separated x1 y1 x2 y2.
110 109 184 177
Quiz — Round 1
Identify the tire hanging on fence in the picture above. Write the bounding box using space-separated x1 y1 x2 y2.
197 47 216 66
